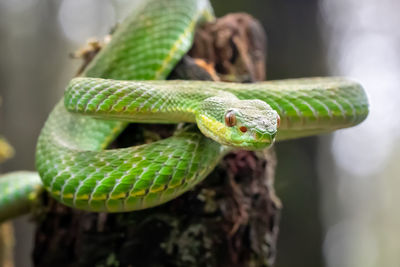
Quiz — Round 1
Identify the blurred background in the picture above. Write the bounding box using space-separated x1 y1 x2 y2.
0 0 399 266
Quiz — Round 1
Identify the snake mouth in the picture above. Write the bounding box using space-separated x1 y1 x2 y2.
254 130 276 142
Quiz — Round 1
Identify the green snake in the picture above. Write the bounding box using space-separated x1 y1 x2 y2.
0 0 368 221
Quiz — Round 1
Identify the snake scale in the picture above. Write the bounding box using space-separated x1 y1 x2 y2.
0 0 368 222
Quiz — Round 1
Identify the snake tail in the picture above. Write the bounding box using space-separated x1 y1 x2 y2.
0 172 42 222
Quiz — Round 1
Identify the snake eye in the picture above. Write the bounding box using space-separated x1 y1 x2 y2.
225 111 236 127
276 115 281 128
239 126 247 133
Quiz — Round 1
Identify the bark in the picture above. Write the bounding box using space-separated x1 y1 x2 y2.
33 14 281 267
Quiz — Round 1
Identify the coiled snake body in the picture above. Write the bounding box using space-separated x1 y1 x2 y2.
0 0 368 221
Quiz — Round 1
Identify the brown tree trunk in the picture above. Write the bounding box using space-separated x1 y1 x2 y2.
32 14 281 267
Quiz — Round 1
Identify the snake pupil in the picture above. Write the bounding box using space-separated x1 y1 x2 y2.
225 111 236 127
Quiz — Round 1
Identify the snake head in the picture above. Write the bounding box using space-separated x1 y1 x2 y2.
196 97 279 150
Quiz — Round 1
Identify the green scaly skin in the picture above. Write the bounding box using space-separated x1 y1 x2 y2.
0 172 42 222
0 0 368 221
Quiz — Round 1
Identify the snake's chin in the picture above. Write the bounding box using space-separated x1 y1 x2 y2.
229 138 276 151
